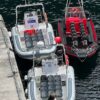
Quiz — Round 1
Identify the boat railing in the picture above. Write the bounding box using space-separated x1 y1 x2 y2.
66 11 85 18
16 3 45 25
65 7 86 18
66 0 84 7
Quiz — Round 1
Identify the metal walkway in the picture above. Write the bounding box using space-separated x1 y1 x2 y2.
0 15 26 100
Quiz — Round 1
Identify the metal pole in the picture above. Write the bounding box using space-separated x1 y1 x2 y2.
81 0 84 6
28 0 30 4
25 0 27 4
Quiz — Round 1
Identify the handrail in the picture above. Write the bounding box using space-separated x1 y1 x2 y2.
16 3 45 25
66 0 84 7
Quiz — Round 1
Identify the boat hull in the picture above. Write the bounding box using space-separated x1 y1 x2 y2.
11 23 56 60
57 18 98 62
27 65 75 100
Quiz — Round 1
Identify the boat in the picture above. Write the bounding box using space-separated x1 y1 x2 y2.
11 3 56 60
25 43 75 100
58 0 98 62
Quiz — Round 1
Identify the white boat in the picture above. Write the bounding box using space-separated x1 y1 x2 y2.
11 3 56 59
26 44 75 100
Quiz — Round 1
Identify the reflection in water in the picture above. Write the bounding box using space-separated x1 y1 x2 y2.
1 0 100 99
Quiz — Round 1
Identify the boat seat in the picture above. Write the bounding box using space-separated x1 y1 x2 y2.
70 22 78 47
79 22 88 47
72 33 77 38
81 35 88 47
70 26 75 31
40 75 48 98
55 46 65 65
71 27 76 32
24 29 44 49
72 40 78 47
82 40 88 47
70 22 77 37
79 22 86 36
24 33 33 48
70 23 75 27
36 30 44 41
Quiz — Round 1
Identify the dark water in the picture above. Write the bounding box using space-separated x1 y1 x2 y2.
1 0 100 100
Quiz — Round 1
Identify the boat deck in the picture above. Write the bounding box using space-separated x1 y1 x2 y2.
0 15 26 100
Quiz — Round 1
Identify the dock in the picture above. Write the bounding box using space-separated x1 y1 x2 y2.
0 15 26 100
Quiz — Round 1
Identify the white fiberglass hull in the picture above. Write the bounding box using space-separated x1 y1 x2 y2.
27 65 75 100
66 66 75 100
11 23 56 60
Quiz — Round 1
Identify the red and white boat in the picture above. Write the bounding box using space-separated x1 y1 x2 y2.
11 3 56 60
58 0 98 62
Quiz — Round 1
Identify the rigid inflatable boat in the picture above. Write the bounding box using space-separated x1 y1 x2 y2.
25 44 75 100
11 3 56 59
58 0 98 62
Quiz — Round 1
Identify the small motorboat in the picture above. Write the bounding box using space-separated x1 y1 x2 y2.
11 3 56 60
58 0 98 62
25 43 75 100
